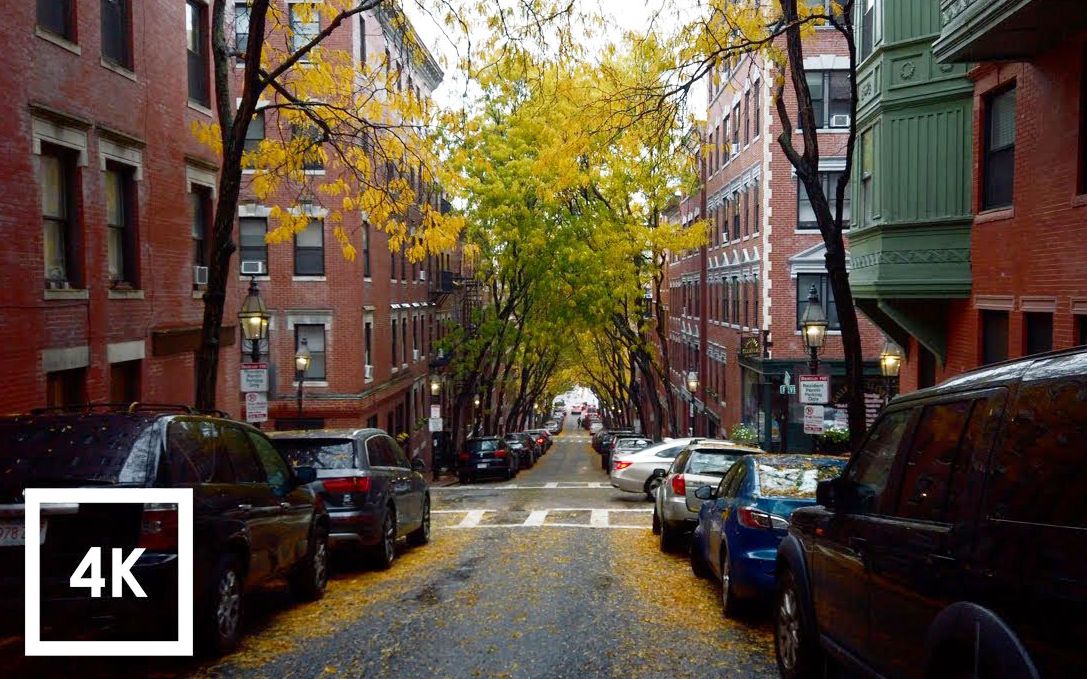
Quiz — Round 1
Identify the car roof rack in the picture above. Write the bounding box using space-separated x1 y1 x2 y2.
29 402 197 416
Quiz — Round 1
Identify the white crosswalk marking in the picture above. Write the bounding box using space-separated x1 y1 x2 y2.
590 509 609 527
432 507 652 530
458 510 486 528
524 510 549 526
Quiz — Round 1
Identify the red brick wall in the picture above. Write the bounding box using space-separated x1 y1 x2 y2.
0 0 240 416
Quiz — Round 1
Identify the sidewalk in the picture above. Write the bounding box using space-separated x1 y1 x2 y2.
431 471 459 487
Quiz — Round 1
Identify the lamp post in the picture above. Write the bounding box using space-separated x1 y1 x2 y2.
880 338 904 406
686 370 699 437
472 394 481 436
294 338 311 420
801 284 828 452
238 277 270 363
429 375 441 477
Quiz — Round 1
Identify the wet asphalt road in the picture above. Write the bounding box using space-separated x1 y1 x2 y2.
6 419 776 678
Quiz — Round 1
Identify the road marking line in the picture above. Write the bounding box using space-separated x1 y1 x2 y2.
447 523 646 530
590 509 609 527
524 510 549 526
544 482 559 488
458 510 487 528
432 508 652 514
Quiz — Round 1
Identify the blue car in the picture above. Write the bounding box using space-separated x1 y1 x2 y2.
689 453 846 617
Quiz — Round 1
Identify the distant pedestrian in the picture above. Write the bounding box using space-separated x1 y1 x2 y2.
576 416 582 428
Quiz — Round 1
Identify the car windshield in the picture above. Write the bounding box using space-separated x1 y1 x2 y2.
468 439 500 452
756 457 847 498
685 450 742 476
0 417 156 489
274 438 356 470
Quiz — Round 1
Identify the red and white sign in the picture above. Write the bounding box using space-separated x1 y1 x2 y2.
799 375 830 404
245 392 268 423
240 362 268 393
803 405 826 435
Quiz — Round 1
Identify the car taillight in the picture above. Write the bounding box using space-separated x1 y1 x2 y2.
495 448 508 458
323 476 372 494
737 507 789 530
671 474 686 496
138 503 178 551
537 437 545 444
613 460 633 471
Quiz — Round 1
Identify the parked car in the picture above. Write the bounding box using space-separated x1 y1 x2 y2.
654 440 763 551
0 405 328 653
544 420 562 435
268 428 430 571
689 454 846 617
525 429 552 453
458 436 518 483
595 429 635 469
775 347 1087 679
610 436 654 467
610 438 701 498
504 432 538 468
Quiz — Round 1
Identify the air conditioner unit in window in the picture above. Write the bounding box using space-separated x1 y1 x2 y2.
192 265 209 286
413 349 420 361
419 270 427 281
240 260 266 276
830 114 851 128
364 364 374 380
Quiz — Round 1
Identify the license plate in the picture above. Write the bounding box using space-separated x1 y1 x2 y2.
476 463 487 469
0 520 47 547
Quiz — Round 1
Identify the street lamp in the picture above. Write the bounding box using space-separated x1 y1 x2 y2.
800 284 828 374
430 375 441 397
295 337 311 419
473 394 481 408
686 370 699 437
238 277 270 363
880 338 904 405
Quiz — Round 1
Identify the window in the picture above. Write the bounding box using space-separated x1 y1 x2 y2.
294 218 324 275
235 1 250 52
296 324 326 380
806 71 850 128
366 414 378 428
1024 312 1053 356
248 431 292 495
846 408 911 513
860 0 875 61
101 0 130 68
752 84 761 138
981 310 1009 365
798 172 850 229
731 194 740 240
752 180 760 233
722 115 729 163
362 222 371 277
109 359 141 403
239 217 268 272
741 190 748 237
983 87 1016 209
244 111 264 156
289 3 320 52
391 318 398 368
861 129 874 226
401 317 408 363
46 368 85 407
40 146 77 287
293 125 324 171
731 104 740 149
364 318 373 368
367 436 399 467
894 400 972 523
743 91 750 146
1080 48 1087 194
167 420 234 484
731 278 740 323
38 0 74 41
191 187 211 269
105 164 136 286
796 273 840 330
1078 315 1087 346
186 0 209 106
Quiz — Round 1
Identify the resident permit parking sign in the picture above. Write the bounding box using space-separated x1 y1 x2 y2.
240 362 269 392
798 375 830 404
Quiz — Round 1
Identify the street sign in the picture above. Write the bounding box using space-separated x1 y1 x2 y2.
799 375 830 404
240 362 268 393
245 392 268 423
428 417 443 432
803 405 825 435
430 404 441 419
779 370 797 395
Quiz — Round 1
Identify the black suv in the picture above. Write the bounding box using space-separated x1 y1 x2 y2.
458 436 518 483
0 405 328 654
774 348 1087 679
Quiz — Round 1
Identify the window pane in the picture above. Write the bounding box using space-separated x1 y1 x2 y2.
295 248 324 275
44 220 67 283
984 88 1016 208
235 2 250 51
244 111 264 153
829 72 851 123
848 409 911 513
806 71 825 126
39 154 65 219
108 225 124 281
101 0 129 66
227 431 265 483
982 310 1009 365
296 219 323 247
105 170 124 227
38 0 72 39
988 89 1016 150
895 401 972 522
289 4 320 51
1025 312 1053 355
797 179 816 228
299 325 325 351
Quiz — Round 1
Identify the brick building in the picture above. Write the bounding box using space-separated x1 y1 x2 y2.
667 30 885 451
0 0 241 415
230 2 463 468
852 0 1087 393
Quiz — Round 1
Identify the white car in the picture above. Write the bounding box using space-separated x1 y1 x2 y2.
610 438 701 498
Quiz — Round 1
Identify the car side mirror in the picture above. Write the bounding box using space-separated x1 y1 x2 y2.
651 468 667 478
294 466 317 485
411 458 426 472
816 478 842 510
694 485 715 500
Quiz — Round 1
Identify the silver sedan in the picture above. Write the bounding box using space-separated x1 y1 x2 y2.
610 438 700 498
653 440 764 551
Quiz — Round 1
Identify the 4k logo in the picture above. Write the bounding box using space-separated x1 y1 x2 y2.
70 547 148 598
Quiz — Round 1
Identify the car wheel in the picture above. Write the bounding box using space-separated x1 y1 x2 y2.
371 507 397 570
775 567 823 679
651 507 661 535
659 519 682 553
290 527 328 601
720 544 742 617
407 496 431 546
201 553 243 654
690 536 712 579
644 475 663 500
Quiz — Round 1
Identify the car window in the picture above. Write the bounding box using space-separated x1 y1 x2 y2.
246 429 291 494
717 463 742 496
990 361 1087 528
367 436 398 467
719 461 748 498
389 438 410 468
846 409 912 514
467 439 499 453
229 428 266 484
685 451 741 476
756 457 847 499
274 438 356 470
670 449 691 473
166 419 233 484
894 400 974 523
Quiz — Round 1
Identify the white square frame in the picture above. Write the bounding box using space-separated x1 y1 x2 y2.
24 488 194 656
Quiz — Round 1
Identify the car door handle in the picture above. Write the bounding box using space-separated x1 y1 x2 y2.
927 553 956 566
849 537 867 553
280 502 292 511
237 504 253 512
